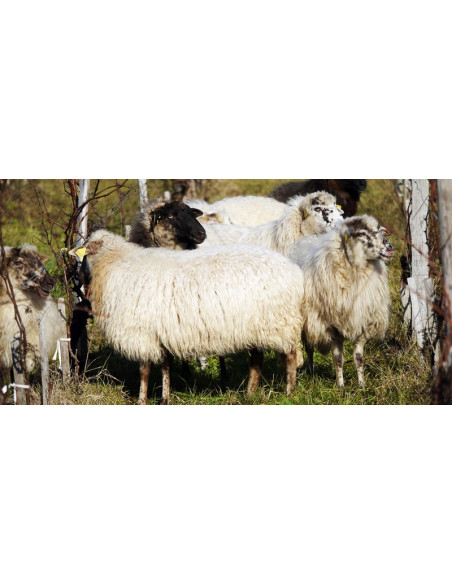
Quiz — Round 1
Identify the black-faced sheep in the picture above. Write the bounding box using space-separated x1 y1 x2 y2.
71 200 208 382
76 230 305 404
0 245 66 383
288 215 394 388
270 179 368 218
128 200 206 249
200 192 343 255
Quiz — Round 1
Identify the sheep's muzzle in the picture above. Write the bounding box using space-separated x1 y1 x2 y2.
35 271 55 297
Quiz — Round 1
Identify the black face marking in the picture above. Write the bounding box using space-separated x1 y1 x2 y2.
147 201 206 249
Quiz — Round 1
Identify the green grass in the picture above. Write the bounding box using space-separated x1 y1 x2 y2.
2 179 434 405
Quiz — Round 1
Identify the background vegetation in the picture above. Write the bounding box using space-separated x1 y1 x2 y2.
1 179 432 405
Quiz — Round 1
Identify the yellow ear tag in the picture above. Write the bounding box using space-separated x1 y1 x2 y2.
337 205 342 210
75 247 87 259
344 233 349 245
303 208 309 219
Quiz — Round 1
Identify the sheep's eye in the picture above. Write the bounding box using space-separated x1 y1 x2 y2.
314 207 322 212
167 214 174 219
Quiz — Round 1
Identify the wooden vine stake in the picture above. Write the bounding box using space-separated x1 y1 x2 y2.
138 179 148 213
58 298 71 382
406 179 434 352
39 313 50 405
76 179 90 249
435 180 452 401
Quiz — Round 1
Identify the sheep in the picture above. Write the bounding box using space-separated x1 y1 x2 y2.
270 180 368 218
199 192 344 256
126 199 217 381
186 195 288 226
288 215 394 388
0 245 66 385
128 199 207 249
75 230 305 404
72 200 208 380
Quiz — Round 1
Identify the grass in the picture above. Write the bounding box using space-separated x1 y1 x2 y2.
2 179 434 405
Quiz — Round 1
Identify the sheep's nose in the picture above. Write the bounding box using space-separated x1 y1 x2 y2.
194 226 207 243
42 271 55 291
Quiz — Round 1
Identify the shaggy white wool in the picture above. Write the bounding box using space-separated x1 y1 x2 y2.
289 215 391 359
184 199 231 224
85 230 305 364
200 192 343 256
187 195 287 226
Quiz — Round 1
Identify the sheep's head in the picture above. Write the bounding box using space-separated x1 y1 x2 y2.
292 191 344 234
341 215 394 265
1 245 55 297
142 201 207 250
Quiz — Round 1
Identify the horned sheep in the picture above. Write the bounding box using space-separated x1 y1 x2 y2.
76 230 305 404
0 245 66 387
199 192 343 256
288 215 394 388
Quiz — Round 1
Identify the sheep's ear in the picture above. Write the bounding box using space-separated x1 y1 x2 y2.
344 228 354 245
85 240 103 256
40 255 49 263
190 207 203 218
302 208 309 220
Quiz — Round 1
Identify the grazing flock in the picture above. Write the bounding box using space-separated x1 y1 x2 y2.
0 179 394 404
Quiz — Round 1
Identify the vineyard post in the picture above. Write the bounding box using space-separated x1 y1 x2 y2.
138 179 148 213
406 179 435 352
437 180 452 373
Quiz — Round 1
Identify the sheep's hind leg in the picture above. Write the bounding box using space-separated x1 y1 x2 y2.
161 351 173 405
353 337 366 389
284 348 298 397
331 339 344 388
246 349 264 398
219 356 229 388
138 361 151 405
305 345 314 374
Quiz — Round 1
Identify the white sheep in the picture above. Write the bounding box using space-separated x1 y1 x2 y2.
187 195 287 226
199 192 343 256
77 230 305 404
288 215 394 388
0 245 66 382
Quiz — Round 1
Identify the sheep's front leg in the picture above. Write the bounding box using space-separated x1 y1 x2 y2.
353 337 366 389
161 351 173 405
305 345 314 374
284 348 298 396
138 361 151 405
219 356 229 386
246 348 264 398
331 339 344 387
